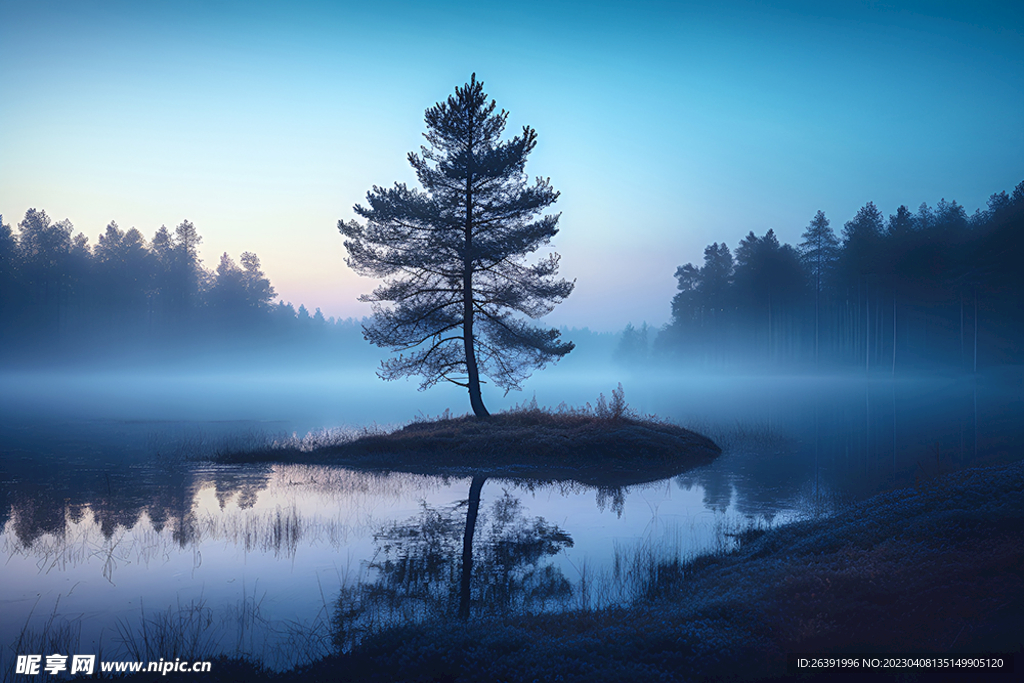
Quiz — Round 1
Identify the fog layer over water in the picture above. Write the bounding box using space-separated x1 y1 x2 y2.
1 367 1021 669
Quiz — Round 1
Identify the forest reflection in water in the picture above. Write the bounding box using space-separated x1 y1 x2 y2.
3 460 770 670
1 372 1021 669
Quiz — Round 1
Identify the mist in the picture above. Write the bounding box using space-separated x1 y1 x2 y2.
2 0 1023 672
3 254 1022 677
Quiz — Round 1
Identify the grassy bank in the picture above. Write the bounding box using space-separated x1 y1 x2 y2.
119 459 1023 682
214 390 723 487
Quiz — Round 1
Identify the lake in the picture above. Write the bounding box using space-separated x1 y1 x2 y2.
1 367 1021 670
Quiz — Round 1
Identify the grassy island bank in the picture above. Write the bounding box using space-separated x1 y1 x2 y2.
215 399 723 487
138 459 1022 682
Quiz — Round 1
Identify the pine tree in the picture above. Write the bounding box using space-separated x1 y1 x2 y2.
800 210 839 287
340 75 574 416
841 202 885 370
799 211 839 363
886 205 915 240
240 252 276 312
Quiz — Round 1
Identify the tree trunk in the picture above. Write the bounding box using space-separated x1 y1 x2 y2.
865 283 870 374
814 285 819 367
891 292 896 376
960 297 965 371
459 475 486 620
973 289 978 374
463 153 489 417
463 271 488 417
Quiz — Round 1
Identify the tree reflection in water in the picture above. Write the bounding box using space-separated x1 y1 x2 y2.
334 476 573 649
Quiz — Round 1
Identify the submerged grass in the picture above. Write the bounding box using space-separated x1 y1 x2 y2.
1 583 333 681
114 597 222 665
1 597 85 683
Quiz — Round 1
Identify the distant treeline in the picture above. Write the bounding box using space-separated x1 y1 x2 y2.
4 178 1022 374
0 211 369 367
617 181 1024 371
0 210 612 371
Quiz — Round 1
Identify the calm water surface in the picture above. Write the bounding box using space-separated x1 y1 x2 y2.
2 368 1021 669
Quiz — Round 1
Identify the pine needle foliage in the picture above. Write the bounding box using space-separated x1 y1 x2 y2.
340 75 574 416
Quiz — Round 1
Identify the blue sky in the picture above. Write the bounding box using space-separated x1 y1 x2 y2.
2 0 1021 330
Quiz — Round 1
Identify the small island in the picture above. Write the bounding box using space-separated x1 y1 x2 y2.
218 387 722 488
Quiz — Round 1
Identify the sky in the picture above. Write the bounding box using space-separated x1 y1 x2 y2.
2 0 1022 331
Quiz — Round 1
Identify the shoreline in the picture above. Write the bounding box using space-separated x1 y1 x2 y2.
125 459 1023 681
212 409 724 487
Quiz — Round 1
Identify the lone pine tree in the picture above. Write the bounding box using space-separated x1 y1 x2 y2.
340 75 574 417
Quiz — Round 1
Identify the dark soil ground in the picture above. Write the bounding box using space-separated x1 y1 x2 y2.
129 459 1023 682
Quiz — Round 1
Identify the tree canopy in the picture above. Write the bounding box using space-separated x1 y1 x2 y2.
0 209 372 370
659 180 1024 371
340 75 574 416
